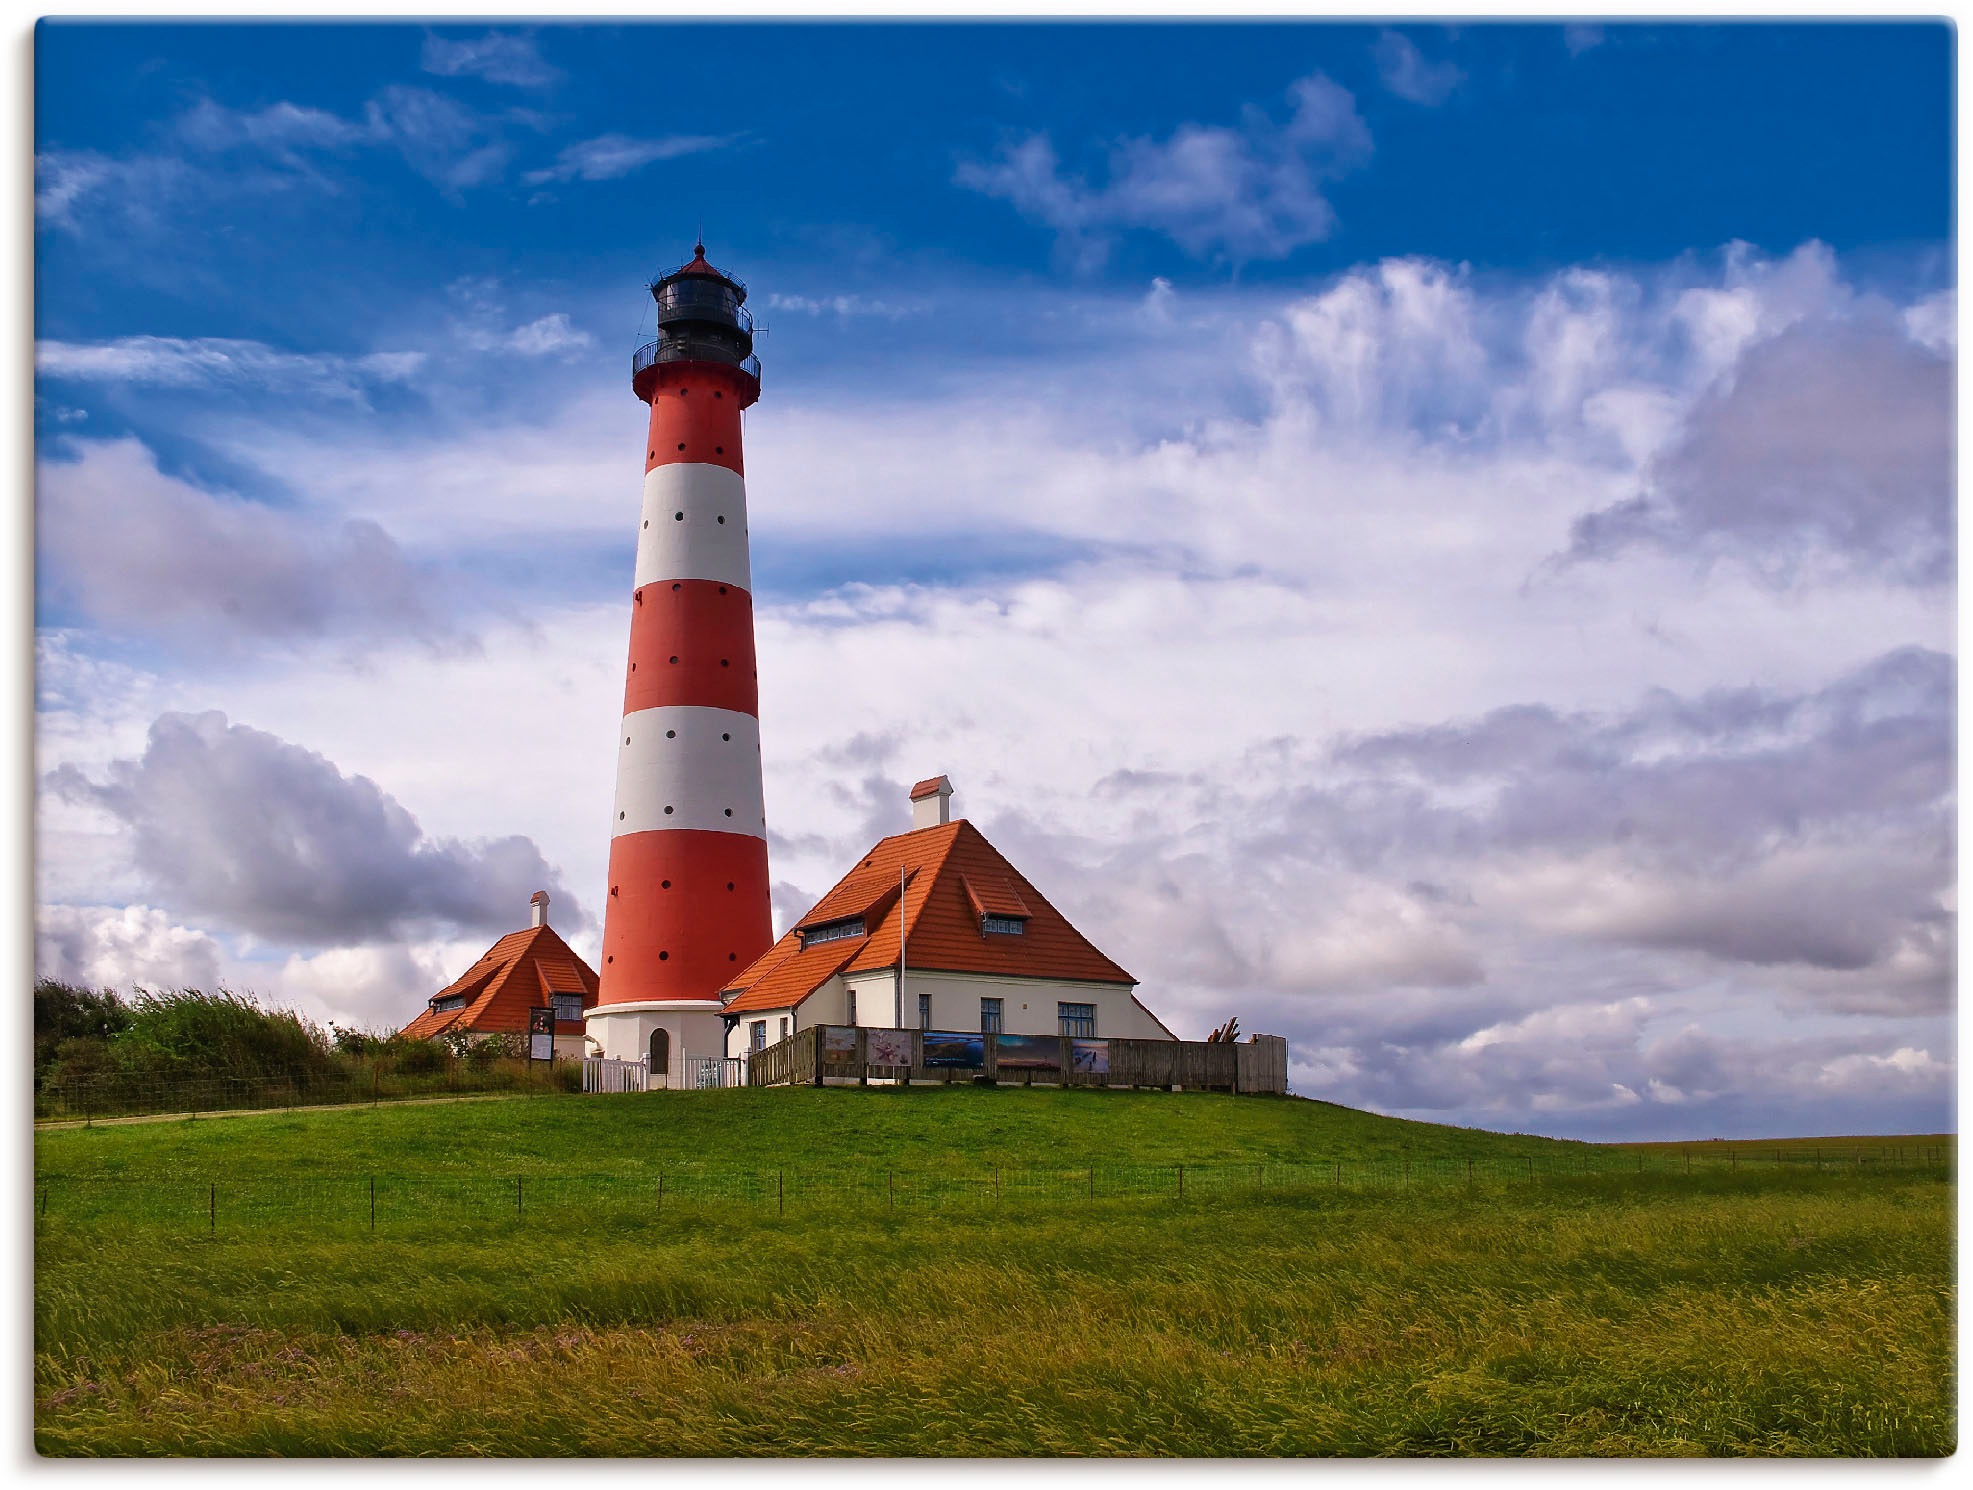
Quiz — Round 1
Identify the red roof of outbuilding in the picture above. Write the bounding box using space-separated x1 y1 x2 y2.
397 922 600 1041
721 818 1136 1015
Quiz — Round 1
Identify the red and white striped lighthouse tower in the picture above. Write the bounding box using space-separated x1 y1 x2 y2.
588 244 772 1072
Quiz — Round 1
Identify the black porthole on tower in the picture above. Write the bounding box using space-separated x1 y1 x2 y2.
676 442 686 451
724 808 733 817
618 811 625 820
659 951 669 961
666 729 676 738
720 659 730 668
729 953 737 961
606 955 613 964
716 446 725 455
643 520 649 529
718 585 728 595
721 732 730 741
726 881 735 891
674 511 684 521
661 879 671 889
672 582 682 591
669 655 679 664
664 805 674 815
717 515 726 524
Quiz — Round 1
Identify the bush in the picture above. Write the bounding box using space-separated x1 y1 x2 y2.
388 1038 447 1077
35 982 130 1079
113 989 335 1083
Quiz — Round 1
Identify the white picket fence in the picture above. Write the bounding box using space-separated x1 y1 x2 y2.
580 1056 745 1093
581 1057 648 1094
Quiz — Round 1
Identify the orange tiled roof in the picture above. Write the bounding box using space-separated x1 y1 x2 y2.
719 819 1134 1014
397 922 600 1041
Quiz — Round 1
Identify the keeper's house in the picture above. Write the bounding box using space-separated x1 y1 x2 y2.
397 892 599 1059
720 776 1175 1060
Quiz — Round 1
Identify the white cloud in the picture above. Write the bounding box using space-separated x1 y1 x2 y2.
36 336 423 401
1374 31 1464 106
521 132 732 184
956 69 1372 265
35 437 455 652
36 903 225 993
421 30 562 89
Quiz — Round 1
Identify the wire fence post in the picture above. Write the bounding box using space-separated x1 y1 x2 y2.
1524 1156 1533 1183
39 1183 48 1219
656 1171 664 1216
1088 1166 1095 1200
516 1176 523 1221
994 1167 1001 1202
208 1182 216 1236
887 1168 894 1210
1466 1157 1473 1188
370 1175 376 1232
1177 1164 1184 1200
778 1168 785 1217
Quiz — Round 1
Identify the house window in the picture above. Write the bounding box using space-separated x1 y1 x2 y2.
750 1020 767 1052
980 997 1003 1033
847 989 858 1025
551 993 582 1023
778 1017 789 1042
1058 1002 1096 1037
431 995 465 1013
801 917 865 948
918 993 931 1028
981 915 1026 936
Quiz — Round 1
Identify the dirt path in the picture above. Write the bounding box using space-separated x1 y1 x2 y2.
34 1090 548 1131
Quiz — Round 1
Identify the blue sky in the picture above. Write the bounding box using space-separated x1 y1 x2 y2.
32 20 1955 1141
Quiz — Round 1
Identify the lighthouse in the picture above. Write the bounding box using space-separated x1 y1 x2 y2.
586 244 773 1080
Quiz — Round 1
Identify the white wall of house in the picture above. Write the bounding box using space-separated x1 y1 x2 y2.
831 969 1173 1041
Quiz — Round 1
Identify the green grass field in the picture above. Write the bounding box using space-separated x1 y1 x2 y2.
34 1087 1956 1457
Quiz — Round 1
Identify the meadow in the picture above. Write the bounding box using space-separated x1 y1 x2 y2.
34 1086 1956 1457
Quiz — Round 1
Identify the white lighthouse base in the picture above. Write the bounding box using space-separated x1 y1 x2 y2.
584 1000 730 1088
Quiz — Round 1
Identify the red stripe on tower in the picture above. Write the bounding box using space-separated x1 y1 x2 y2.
598 244 772 1020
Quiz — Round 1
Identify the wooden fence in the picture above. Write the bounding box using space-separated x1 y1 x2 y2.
747 1026 1289 1095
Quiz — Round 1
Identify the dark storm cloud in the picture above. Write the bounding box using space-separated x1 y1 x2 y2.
49 711 585 946
1568 315 1953 585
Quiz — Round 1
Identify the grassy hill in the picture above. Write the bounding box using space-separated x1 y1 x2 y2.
33 1088 1955 1457
34 1084 1596 1179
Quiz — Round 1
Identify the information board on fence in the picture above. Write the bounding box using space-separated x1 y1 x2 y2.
866 1028 911 1068
527 1007 553 1062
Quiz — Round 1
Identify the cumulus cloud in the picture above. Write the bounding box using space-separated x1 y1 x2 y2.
956 69 1372 265
48 711 587 948
36 903 226 992
421 29 562 89
521 132 733 184
1374 31 1464 106
1567 314 1953 585
35 437 457 652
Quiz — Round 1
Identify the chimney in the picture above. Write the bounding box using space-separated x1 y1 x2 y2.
530 890 550 928
909 775 953 830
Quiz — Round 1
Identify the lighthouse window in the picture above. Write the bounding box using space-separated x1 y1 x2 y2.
800 917 865 949
982 915 1026 936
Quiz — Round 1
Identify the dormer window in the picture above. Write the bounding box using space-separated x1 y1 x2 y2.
800 917 865 949
981 915 1026 936
431 994 466 1013
551 993 583 1023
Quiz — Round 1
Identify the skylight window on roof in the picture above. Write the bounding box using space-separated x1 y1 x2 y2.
981 915 1026 936
801 917 865 948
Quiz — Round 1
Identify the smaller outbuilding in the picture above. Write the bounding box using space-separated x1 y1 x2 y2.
397 892 599 1059
719 776 1176 1061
